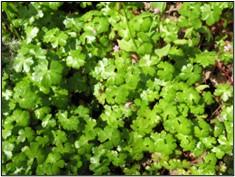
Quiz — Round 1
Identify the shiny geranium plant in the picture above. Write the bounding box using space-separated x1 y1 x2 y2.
2 2 233 175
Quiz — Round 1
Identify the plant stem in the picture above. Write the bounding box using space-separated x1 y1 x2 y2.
122 3 138 49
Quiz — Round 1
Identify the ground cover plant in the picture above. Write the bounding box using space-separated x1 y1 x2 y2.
1 2 234 175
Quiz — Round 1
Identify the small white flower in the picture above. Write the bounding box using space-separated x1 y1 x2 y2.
125 101 133 109
153 8 160 14
37 10 44 18
144 2 151 9
92 29 97 35
113 45 119 52
224 42 232 52
117 145 122 152
3 89 12 100
86 36 96 44
90 157 99 164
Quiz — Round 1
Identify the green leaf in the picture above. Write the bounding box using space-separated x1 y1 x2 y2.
139 54 159 75
155 44 171 58
44 152 65 174
118 39 136 52
178 64 202 85
212 146 225 159
178 2 202 29
13 56 33 73
196 84 209 92
176 134 196 151
13 79 40 109
45 2 62 10
160 19 178 42
57 111 79 131
35 107 51 120
130 13 152 32
52 130 67 145
200 3 223 26
66 49 86 69
150 2 166 13
97 126 121 146
12 109 30 127
25 26 39 43
193 51 217 67
2 2 233 175
203 91 214 105
41 114 56 128
93 17 109 33
214 84 232 102
17 127 34 143
32 59 63 92
151 131 176 155
43 28 68 48
194 118 211 138
213 121 224 137
192 142 206 157
219 106 232 122
3 142 14 159
157 61 175 81
138 42 153 55
201 137 216 149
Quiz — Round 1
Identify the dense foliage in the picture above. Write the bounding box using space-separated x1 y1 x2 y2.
2 2 234 175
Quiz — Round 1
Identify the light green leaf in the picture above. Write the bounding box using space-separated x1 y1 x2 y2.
118 39 136 52
150 2 166 13
66 49 86 69
214 84 232 102
25 26 39 43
